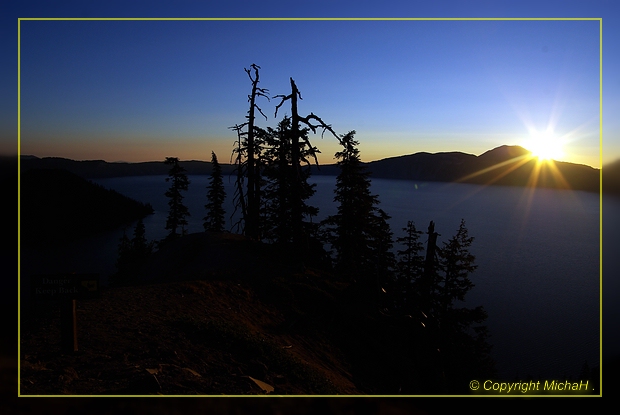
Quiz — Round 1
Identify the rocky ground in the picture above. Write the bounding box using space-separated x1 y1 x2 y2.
20 276 357 396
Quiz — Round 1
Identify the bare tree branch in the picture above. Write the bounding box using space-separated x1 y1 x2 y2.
274 94 292 119
299 113 342 144
255 103 268 122
228 123 248 233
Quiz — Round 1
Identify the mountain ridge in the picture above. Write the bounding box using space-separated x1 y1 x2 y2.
15 145 601 193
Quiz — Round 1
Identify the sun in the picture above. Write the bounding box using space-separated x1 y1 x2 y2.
522 131 564 162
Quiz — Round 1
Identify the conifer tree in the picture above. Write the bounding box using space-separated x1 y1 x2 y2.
436 219 482 328
261 116 319 246
397 221 425 284
260 117 293 243
204 151 226 232
273 78 338 251
393 220 425 312
369 207 396 309
164 157 190 239
131 217 152 257
415 219 483 326
323 131 394 292
113 217 154 285
433 219 494 384
439 221 475 304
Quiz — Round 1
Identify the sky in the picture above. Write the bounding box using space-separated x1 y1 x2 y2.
2 1 619 169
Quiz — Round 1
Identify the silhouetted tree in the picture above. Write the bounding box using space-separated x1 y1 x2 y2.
369 207 396 309
421 219 495 385
204 151 226 232
164 157 190 239
419 220 441 317
260 117 293 243
323 131 394 294
437 219 476 318
415 219 483 326
113 217 154 285
260 116 320 247
230 123 248 233
131 217 152 257
397 221 425 284
393 220 425 312
274 77 339 252
434 220 489 337
230 64 269 239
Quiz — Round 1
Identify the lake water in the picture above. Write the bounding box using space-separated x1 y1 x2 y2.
21 174 604 381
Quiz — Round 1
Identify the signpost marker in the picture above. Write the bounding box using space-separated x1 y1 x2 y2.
30 273 100 353
60 299 78 352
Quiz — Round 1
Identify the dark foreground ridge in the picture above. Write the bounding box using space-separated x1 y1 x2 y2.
21 231 496 396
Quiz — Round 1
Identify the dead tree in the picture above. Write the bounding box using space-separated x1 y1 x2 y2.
229 123 247 234
229 64 269 239
244 64 269 239
273 77 340 248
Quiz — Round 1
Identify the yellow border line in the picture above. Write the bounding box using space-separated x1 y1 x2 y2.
599 17 603 397
18 394 599 398
17 17 21 398
17 17 601 21
17 17 603 399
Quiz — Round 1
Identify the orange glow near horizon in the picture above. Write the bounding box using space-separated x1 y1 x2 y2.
16 129 600 168
19 138 235 163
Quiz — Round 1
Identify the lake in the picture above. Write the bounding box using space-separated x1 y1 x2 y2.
20 174 603 381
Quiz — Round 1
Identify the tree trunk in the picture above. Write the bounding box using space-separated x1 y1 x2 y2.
289 78 303 248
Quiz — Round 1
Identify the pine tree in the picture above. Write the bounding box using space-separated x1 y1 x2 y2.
323 131 394 292
261 116 319 247
164 157 190 239
431 219 494 384
396 221 425 285
113 217 154 285
438 219 477 315
131 217 153 258
273 77 338 252
260 117 293 243
204 151 226 232
393 220 425 312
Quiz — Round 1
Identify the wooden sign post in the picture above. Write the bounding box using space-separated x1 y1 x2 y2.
30 273 100 353
60 299 78 352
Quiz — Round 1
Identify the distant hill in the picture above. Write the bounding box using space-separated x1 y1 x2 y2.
364 145 600 193
18 156 236 178
16 146 601 193
20 168 154 247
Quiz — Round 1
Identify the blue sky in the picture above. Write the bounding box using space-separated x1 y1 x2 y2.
3 1 619 168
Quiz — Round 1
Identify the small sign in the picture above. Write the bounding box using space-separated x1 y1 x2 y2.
30 273 100 301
